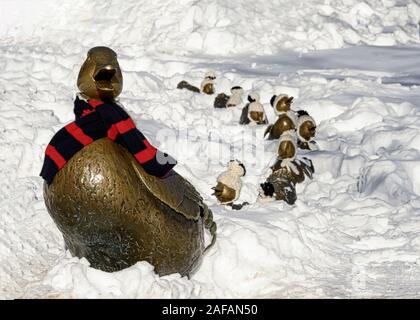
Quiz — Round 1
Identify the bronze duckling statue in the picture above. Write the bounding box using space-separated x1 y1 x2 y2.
40 47 216 277
212 160 248 210
260 130 314 205
239 92 268 125
264 94 297 140
214 86 244 109
200 70 216 95
296 110 318 151
177 70 216 95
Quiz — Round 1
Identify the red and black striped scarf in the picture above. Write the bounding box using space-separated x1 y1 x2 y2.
40 95 176 184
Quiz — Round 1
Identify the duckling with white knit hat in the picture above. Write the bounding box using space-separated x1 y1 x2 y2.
296 110 318 151
177 70 216 95
260 130 314 205
200 70 216 95
212 160 248 209
264 94 297 140
239 92 268 125
214 86 244 109
226 86 244 107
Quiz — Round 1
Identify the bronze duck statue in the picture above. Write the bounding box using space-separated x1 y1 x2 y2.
41 47 216 277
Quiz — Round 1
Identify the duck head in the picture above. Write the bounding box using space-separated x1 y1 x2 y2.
270 95 294 113
77 46 123 101
299 120 316 141
296 111 316 141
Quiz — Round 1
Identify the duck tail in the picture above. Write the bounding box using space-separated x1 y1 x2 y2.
177 81 200 93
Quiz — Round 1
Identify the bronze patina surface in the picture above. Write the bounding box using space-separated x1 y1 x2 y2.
278 140 296 160
44 139 214 276
275 96 293 113
202 83 215 95
177 80 200 93
214 93 229 108
264 114 296 140
212 182 236 204
299 120 316 142
77 46 123 101
271 158 314 185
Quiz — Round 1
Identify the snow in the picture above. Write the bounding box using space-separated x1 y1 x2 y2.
1 0 420 298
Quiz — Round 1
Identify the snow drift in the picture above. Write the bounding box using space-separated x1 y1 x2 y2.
1 0 420 298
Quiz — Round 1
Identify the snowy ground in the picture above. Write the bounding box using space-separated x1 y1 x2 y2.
1 0 420 298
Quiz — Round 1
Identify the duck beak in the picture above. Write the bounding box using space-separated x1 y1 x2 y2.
94 64 116 92
310 126 316 137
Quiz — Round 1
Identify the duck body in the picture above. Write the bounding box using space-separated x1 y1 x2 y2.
264 112 296 139
260 129 314 205
261 157 314 205
264 94 297 140
212 182 237 204
212 160 245 205
44 138 210 276
200 70 216 95
177 80 200 93
239 92 267 125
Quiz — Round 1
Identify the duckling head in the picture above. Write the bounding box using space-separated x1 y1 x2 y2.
270 95 294 113
77 46 123 101
297 111 316 141
300 120 316 141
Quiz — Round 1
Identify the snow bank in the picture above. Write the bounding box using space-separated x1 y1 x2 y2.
1 0 419 55
1 0 420 299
